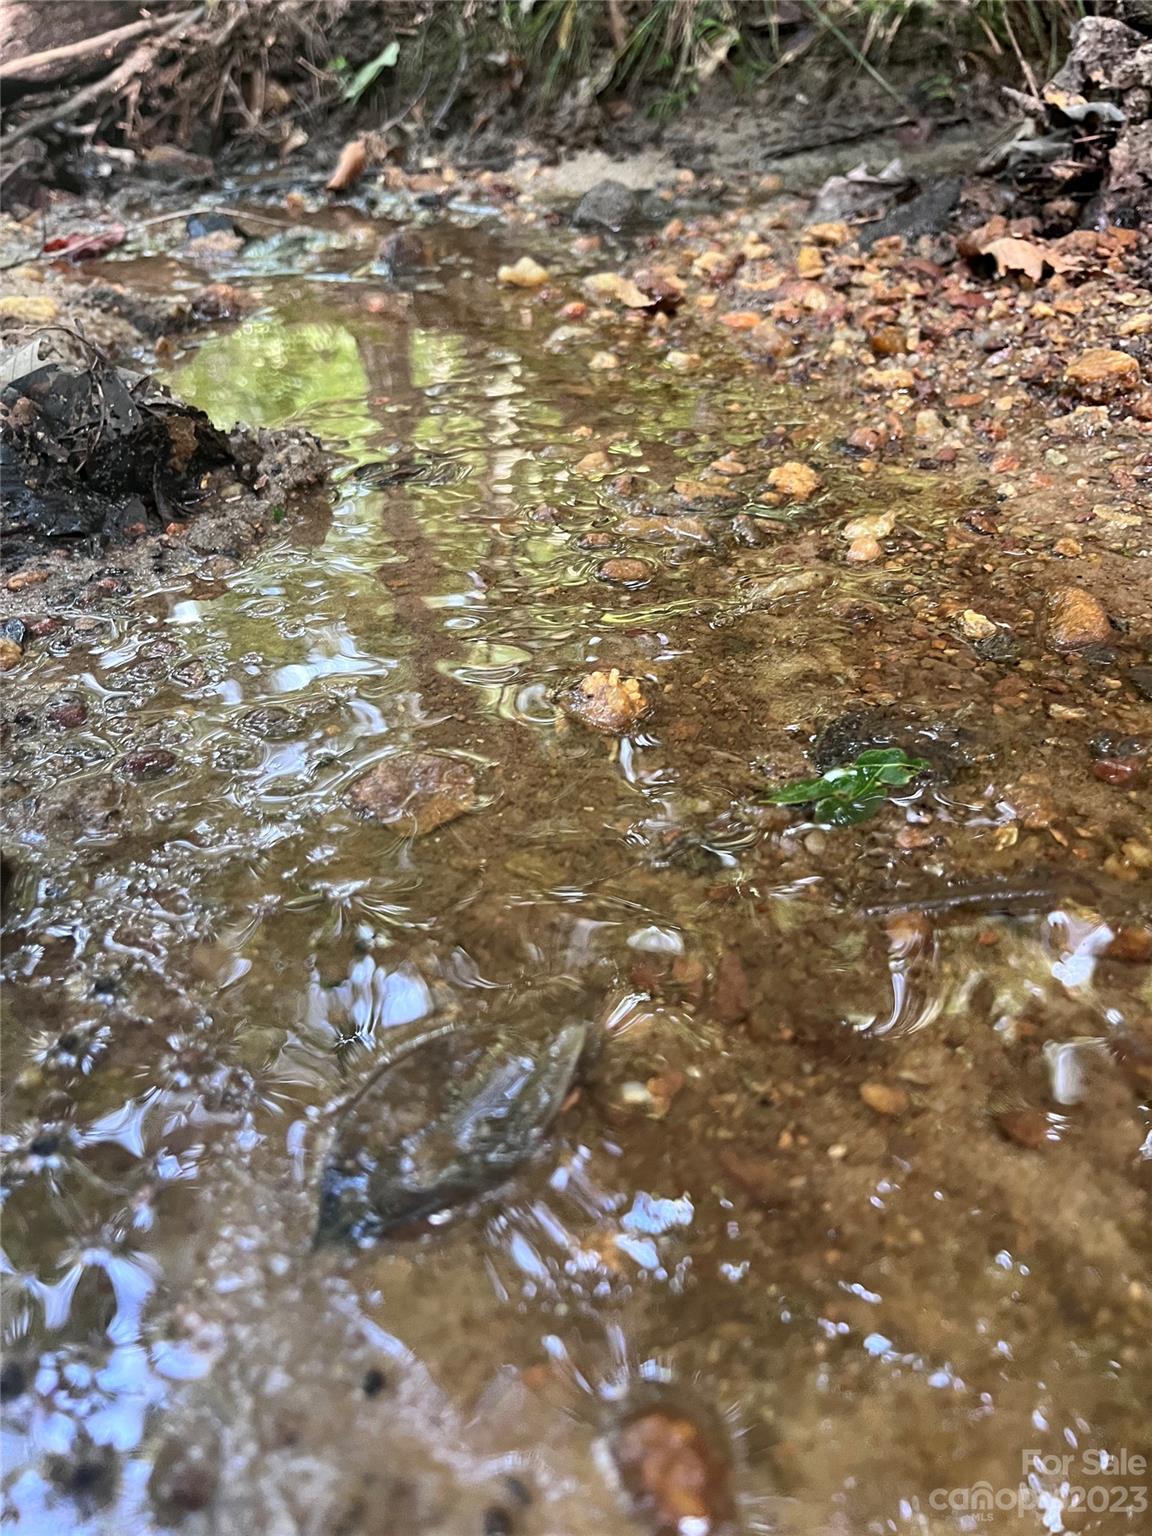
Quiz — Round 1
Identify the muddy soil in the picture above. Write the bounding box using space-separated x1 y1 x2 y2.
1 142 1150 1536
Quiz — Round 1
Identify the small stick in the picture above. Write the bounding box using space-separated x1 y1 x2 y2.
0 16 165 85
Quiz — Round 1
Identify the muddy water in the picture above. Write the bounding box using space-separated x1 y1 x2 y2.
2 216 1150 1536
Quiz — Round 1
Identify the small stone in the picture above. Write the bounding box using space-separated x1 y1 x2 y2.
861 366 916 391
859 1081 908 1117
1092 757 1143 787
843 511 896 541
557 669 649 734
885 910 933 958
664 350 700 372
121 748 178 779
572 179 638 232
718 311 762 330
575 451 611 475
766 461 821 502
1045 586 1112 650
959 609 998 641
846 534 882 564
0 637 23 671
617 514 709 544
869 326 907 357
847 425 884 453
584 271 652 308
45 697 87 729
994 1108 1050 1150
597 559 653 586
806 221 850 246
1105 926 1152 964
708 456 746 476
913 409 945 443
608 1406 736 1536
1064 348 1140 402
345 752 477 834
710 948 750 1025
796 245 824 278
497 256 550 288
588 351 621 371
5 569 48 591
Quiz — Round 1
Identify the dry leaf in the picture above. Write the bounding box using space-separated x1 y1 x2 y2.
960 221 1077 284
326 138 367 193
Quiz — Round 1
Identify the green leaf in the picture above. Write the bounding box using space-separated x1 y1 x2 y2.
766 775 834 806
342 41 400 103
761 746 928 828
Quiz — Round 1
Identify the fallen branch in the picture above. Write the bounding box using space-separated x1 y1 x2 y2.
0 7 205 151
0 15 167 87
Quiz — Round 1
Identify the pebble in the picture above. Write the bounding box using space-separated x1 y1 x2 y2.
766 461 821 502
1105 926 1152 964
869 325 907 356
557 669 649 734
846 534 882 563
994 1107 1050 1150
617 514 709 544
121 748 178 779
345 752 477 834
496 256 550 288
1064 347 1141 401
575 451 611 475
608 1405 736 1536
843 511 895 540
1092 757 1143 787
959 609 998 641
1044 586 1113 649
861 366 916 391
572 178 638 231
0 637 23 671
45 697 87 729
597 559 653 586
859 1081 908 1117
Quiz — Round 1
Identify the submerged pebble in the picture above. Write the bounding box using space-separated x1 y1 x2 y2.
606 1400 738 1536
345 751 477 834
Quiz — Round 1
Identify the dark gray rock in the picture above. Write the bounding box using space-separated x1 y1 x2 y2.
572 178 641 231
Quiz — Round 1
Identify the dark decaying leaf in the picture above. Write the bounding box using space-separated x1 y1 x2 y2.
315 1019 587 1245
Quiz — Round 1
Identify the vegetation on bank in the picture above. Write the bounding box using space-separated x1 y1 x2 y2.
0 0 1103 157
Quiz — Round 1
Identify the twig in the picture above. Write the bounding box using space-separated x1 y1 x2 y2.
431 35 469 133
999 5 1042 106
127 205 307 233
0 8 205 151
0 16 167 85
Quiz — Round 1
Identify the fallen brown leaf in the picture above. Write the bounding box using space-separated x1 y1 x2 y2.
326 138 368 193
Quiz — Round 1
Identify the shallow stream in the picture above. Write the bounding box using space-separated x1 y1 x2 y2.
2 208 1149 1535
